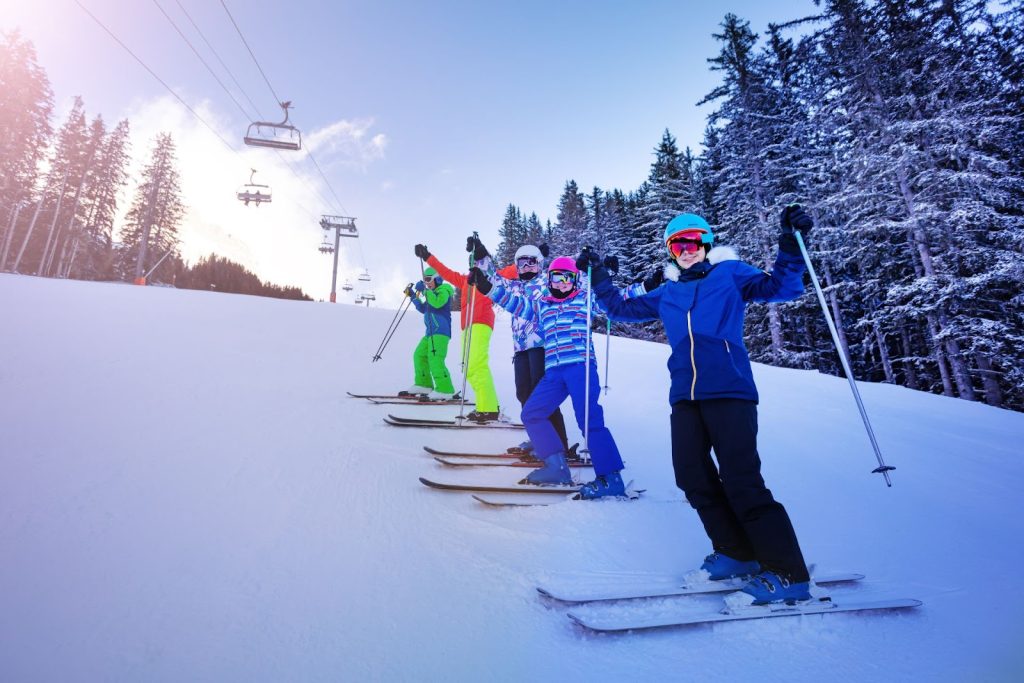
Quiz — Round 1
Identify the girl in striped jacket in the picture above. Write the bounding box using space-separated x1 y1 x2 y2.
468 256 626 499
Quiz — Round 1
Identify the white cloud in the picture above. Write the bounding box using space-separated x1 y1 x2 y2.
305 118 388 170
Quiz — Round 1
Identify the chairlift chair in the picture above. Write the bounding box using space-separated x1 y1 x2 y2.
362 292 376 301
358 269 371 282
236 168 272 207
318 238 335 254
244 101 302 151
341 280 354 292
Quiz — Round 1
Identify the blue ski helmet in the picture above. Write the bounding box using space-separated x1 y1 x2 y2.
663 213 714 245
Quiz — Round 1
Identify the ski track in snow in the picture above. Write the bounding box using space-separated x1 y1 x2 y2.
2 274 1023 681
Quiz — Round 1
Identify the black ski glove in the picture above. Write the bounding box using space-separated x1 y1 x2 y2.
575 246 601 271
538 243 550 258
603 255 619 273
779 204 813 255
780 203 814 235
466 235 489 261
467 267 492 295
414 244 431 260
642 266 666 292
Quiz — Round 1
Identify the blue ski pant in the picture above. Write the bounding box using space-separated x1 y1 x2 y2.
671 398 808 583
513 347 568 451
521 361 623 476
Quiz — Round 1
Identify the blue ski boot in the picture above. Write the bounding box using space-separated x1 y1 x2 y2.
574 471 626 499
507 440 534 455
521 452 572 486
700 552 761 581
741 570 811 605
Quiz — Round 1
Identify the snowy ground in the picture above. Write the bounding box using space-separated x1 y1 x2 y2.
2 273 1023 682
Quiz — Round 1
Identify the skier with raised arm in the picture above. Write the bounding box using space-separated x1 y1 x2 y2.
415 244 500 423
467 245 627 499
584 207 814 604
399 268 457 400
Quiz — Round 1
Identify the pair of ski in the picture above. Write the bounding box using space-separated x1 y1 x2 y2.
385 414 525 430
418 475 642 507
419 446 633 505
540 572 922 631
347 391 473 407
425 446 592 469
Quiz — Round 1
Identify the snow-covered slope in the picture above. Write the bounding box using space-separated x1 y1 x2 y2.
2 273 1022 682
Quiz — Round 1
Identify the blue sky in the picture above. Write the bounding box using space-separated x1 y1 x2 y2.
4 0 821 301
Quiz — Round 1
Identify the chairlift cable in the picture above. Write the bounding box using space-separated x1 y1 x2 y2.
172 0 266 121
73 0 237 154
151 0 256 123
218 0 284 106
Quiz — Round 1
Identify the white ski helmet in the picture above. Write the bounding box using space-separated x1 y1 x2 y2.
514 244 543 261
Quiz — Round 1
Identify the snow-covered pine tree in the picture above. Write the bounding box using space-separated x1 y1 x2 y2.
0 31 53 272
9 97 89 276
64 118 130 280
550 180 588 258
700 14 797 366
118 132 185 283
496 203 526 265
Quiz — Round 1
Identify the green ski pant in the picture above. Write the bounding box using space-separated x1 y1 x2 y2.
461 323 498 412
413 335 454 393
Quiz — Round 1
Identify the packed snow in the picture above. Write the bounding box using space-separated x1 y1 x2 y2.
1 273 1022 681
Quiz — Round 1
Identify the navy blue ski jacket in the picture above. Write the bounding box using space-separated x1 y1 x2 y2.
593 247 806 404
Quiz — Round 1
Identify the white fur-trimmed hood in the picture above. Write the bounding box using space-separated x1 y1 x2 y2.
664 245 738 281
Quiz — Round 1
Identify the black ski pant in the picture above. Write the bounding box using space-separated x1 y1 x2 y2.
514 347 568 451
671 398 809 583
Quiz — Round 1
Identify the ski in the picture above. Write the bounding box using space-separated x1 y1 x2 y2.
424 446 525 458
347 391 474 405
536 572 865 604
385 415 525 430
472 492 578 506
472 486 643 507
434 456 591 468
368 398 473 406
419 476 579 494
567 597 923 632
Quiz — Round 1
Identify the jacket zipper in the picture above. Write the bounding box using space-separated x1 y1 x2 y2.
688 310 697 400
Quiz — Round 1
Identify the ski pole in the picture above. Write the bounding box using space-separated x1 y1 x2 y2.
418 257 436 356
372 289 413 362
794 227 895 487
581 258 594 460
458 269 478 421
603 318 611 395
374 296 412 362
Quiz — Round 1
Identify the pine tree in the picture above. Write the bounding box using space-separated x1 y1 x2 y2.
550 180 588 258
496 203 525 265
0 31 53 273
118 132 185 283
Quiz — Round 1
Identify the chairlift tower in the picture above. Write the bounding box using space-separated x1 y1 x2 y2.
319 215 358 303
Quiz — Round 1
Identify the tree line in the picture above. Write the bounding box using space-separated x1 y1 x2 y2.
495 1 1024 411
0 30 310 301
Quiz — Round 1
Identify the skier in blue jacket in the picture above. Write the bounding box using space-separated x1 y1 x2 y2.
585 206 814 605
468 255 626 499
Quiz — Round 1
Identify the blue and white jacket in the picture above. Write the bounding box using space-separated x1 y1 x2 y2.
593 247 806 404
484 277 642 371
478 256 647 356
